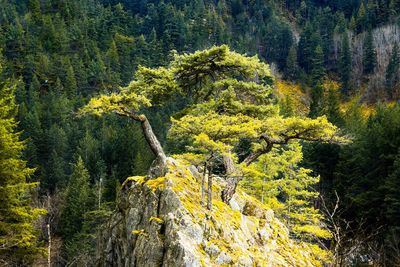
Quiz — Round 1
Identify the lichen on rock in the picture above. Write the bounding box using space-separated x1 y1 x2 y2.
96 158 327 266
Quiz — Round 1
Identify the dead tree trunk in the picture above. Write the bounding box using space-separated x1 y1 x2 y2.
201 162 207 206
47 195 52 267
207 170 213 210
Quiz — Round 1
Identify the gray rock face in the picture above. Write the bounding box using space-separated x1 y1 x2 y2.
96 160 323 267
96 183 199 267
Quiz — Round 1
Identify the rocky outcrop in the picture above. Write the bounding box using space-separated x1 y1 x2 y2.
96 158 325 267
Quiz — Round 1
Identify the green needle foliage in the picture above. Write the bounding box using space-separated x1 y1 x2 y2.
82 46 346 260
0 64 46 266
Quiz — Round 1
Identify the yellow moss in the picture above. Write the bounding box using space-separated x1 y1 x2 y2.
122 176 146 188
149 216 164 224
150 159 327 266
145 177 166 191
131 229 146 235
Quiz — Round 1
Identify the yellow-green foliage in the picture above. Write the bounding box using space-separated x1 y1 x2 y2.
131 229 146 235
161 160 330 266
122 176 166 192
145 177 166 191
122 176 146 187
149 217 164 224
0 67 47 263
79 45 338 266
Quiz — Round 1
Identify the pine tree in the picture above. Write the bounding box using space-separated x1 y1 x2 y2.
28 0 41 23
384 153 400 234
77 131 102 182
60 156 92 240
363 30 377 75
339 33 352 95
366 0 377 27
386 43 400 99
105 42 118 63
297 23 314 73
0 65 46 265
310 45 325 86
65 64 77 97
356 2 367 33
309 82 324 118
285 45 299 81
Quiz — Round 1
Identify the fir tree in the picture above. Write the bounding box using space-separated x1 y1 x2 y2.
356 2 367 33
386 42 400 99
60 156 92 241
363 30 377 75
310 45 325 86
339 33 352 95
285 45 299 81
0 65 46 265
65 64 78 97
309 83 324 118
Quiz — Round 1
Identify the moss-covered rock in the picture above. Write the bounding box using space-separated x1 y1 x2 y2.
96 158 328 266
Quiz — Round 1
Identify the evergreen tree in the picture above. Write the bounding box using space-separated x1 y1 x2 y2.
384 153 400 235
297 23 314 73
339 33 352 95
356 2 367 33
363 30 377 75
285 45 299 81
309 83 324 118
325 86 344 126
60 156 92 241
310 45 325 86
65 64 78 97
386 42 400 99
0 65 45 265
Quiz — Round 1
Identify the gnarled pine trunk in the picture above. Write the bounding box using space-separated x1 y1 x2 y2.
114 110 168 179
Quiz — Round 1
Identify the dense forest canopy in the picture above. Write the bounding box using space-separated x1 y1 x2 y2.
0 0 400 266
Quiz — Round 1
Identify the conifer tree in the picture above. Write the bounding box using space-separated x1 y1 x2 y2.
0 65 46 265
339 33 352 95
384 153 400 234
60 156 92 241
363 30 377 75
309 83 324 118
285 45 299 81
310 45 325 86
297 23 314 73
106 40 120 73
356 2 367 32
65 64 77 97
81 46 346 205
386 42 400 99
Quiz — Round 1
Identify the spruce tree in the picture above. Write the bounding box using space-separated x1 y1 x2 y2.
339 33 352 95
386 43 400 99
60 156 92 241
285 45 299 81
363 30 377 75
310 45 325 86
0 65 45 265
65 64 77 97
356 2 367 33
309 82 324 118
297 23 314 73
384 153 400 234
